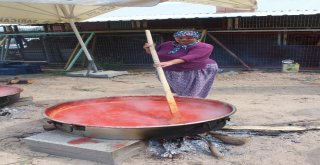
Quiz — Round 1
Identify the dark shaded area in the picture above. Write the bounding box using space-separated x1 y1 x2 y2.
1 15 319 69
0 61 41 75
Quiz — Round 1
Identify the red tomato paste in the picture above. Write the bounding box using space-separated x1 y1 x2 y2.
68 137 98 144
45 96 234 127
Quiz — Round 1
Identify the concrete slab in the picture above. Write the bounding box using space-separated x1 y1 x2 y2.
24 130 144 165
66 70 129 78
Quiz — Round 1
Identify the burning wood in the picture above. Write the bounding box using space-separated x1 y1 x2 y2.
147 131 248 159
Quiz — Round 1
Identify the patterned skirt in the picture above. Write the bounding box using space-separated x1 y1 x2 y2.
161 63 218 98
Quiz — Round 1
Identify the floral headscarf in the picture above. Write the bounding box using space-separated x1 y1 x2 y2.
168 30 200 54
173 30 201 39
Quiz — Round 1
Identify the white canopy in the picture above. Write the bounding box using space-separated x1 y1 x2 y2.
0 0 256 74
0 0 257 24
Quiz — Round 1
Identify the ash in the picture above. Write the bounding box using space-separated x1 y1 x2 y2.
147 135 229 158
0 107 23 117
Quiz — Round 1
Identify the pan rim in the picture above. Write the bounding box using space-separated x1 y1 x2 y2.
43 95 236 129
0 85 23 97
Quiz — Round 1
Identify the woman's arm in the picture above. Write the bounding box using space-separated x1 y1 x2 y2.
155 59 185 68
144 41 184 67
179 43 213 62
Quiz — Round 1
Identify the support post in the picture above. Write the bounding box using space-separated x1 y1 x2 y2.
69 20 98 72
207 33 252 70
64 34 85 70
65 32 95 71
3 36 11 61
0 35 8 60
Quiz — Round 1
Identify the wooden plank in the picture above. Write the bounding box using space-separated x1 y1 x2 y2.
223 125 320 132
145 30 180 121
208 131 249 145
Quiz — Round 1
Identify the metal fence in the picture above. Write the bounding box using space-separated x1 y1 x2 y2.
206 31 320 69
236 15 320 29
1 31 320 69
0 33 80 64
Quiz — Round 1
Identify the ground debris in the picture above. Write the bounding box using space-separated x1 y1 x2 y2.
0 109 11 116
0 107 25 118
147 135 229 159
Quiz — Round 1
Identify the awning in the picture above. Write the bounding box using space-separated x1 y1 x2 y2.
0 0 257 75
0 0 257 24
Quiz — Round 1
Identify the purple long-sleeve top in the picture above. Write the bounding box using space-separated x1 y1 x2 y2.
156 41 216 71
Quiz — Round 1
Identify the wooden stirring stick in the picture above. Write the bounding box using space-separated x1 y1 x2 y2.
145 30 181 120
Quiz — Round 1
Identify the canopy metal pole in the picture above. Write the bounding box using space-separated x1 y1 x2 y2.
3 36 11 61
69 20 98 72
0 36 8 46
64 34 85 70
65 32 95 71
0 36 8 60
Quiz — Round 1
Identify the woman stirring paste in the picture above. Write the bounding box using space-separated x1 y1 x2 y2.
143 29 218 98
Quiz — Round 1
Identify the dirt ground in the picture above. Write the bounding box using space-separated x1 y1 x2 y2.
0 69 319 165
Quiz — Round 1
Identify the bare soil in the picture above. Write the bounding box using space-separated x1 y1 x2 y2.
0 69 319 165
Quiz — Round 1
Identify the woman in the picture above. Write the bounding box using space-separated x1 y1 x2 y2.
143 30 218 98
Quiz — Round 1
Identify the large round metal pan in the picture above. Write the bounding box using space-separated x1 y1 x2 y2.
44 96 236 140
0 85 23 107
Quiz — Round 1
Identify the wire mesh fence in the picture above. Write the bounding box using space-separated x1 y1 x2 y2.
236 15 320 29
93 33 156 67
0 33 81 64
207 32 320 68
0 31 319 70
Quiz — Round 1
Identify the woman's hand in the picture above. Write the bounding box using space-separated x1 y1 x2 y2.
154 59 185 68
154 61 174 68
143 43 152 54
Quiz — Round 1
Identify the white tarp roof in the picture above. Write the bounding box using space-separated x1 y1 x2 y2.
0 0 256 24
85 0 320 22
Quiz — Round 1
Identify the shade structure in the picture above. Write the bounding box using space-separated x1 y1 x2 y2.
0 0 257 25
0 0 256 74
166 0 256 11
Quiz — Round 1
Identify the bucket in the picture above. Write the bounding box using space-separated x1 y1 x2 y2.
282 60 300 72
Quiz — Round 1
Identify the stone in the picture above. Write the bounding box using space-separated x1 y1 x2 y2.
24 130 144 165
